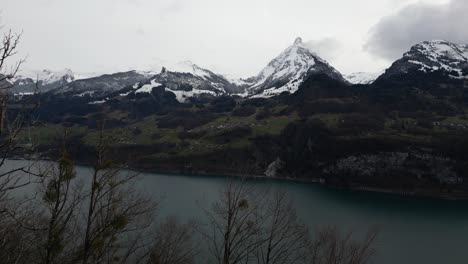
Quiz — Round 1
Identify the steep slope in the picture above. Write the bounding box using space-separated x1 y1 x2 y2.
245 37 347 98
380 40 468 80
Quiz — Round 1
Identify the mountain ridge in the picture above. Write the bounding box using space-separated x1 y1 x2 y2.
379 40 468 81
13 39 468 102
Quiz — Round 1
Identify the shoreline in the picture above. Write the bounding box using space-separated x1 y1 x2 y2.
8 157 468 201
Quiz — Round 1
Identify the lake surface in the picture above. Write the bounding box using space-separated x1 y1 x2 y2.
5 160 468 264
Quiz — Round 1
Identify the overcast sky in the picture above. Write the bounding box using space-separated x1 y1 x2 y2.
2 0 465 78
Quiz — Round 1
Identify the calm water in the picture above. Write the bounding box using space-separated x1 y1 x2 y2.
6 160 468 264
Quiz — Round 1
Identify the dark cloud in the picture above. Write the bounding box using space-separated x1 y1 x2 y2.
364 0 468 60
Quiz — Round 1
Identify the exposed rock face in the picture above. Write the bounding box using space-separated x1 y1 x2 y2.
265 157 285 178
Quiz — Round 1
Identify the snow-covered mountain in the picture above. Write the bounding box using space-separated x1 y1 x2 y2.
344 72 382 85
243 37 347 98
12 69 75 93
19 69 75 84
51 71 153 97
10 38 351 101
111 39 348 102
164 61 242 94
113 63 238 103
382 40 468 79
9 63 237 101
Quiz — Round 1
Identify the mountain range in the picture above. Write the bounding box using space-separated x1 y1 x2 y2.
10 37 468 198
11 38 468 103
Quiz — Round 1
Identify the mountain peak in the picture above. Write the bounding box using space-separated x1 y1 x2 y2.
18 68 75 84
245 37 346 98
410 40 468 59
380 40 468 80
293 37 303 45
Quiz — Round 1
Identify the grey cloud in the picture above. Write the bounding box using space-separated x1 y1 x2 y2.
135 27 145 36
364 0 468 61
305 38 343 62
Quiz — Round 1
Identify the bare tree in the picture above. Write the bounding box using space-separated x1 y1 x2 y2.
0 127 158 264
145 216 198 264
201 179 267 264
0 29 24 90
78 128 156 264
255 189 309 264
0 24 47 264
203 180 378 264
0 28 25 137
0 25 39 216
305 226 378 264
35 149 83 264
0 210 37 264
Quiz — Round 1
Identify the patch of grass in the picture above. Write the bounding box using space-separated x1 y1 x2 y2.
442 116 468 124
18 124 88 145
106 110 129 120
192 110 299 138
252 112 299 136
227 137 251 149
311 113 344 128
83 115 184 146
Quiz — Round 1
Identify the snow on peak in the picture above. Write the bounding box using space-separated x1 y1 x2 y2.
39 69 74 84
344 71 383 85
17 68 75 84
408 40 468 62
401 40 468 78
165 60 213 79
253 40 316 86
134 70 158 78
245 37 343 97
73 72 102 80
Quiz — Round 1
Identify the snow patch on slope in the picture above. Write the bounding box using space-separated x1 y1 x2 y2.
89 99 107 104
166 88 217 103
166 61 212 79
73 72 102 80
248 37 316 95
135 79 162 94
243 37 345 98
404 40 468 78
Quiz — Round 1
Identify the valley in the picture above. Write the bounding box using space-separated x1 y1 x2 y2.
7 38 468 199
3 1 468 263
